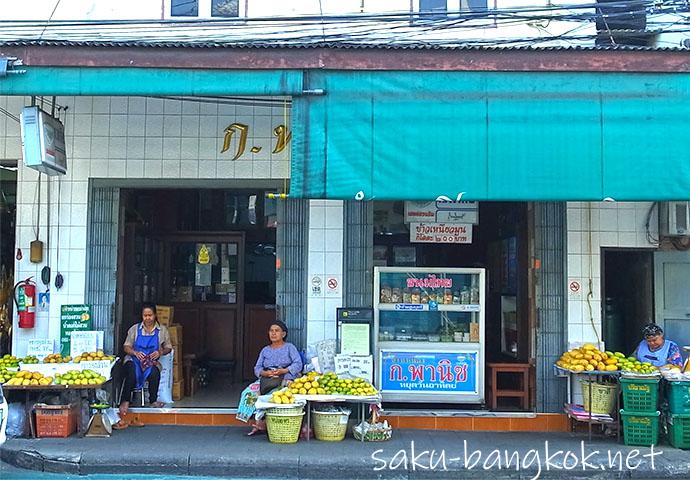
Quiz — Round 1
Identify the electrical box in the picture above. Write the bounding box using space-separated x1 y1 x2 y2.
660 202 690 237
20 106 67 176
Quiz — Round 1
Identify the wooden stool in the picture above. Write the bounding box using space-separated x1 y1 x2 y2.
488 363 531 410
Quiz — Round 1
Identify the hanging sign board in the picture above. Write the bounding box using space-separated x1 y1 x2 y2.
60 304 92 356
404 201 479 225
410 223 472 244
379 350 478 394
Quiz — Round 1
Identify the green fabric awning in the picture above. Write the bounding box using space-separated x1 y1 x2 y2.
0 67 303 96
291 71 690 201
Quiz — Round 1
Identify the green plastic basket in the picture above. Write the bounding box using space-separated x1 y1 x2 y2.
667 413 690 450
666 381 690 415
620 410 660 446
620 377 660 413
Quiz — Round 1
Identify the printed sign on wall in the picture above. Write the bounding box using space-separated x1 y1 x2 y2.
410 223 473 244
60 304 92 357
379 350 478 394
404 201 479 224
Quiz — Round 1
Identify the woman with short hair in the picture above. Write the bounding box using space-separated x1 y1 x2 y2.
634 324 683 367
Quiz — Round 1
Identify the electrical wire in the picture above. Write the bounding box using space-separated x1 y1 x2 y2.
0 1 687 48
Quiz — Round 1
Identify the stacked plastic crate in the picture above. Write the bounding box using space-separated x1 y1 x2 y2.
665 380 690 449
619 377 662 446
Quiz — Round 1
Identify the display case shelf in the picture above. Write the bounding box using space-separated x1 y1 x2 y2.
378 303 481 312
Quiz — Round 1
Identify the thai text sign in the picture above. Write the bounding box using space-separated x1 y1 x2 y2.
60 304 92 356
404 201 479 224
380 350 478 393
410 223 472 244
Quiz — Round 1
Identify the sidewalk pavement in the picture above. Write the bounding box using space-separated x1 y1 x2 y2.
2 426 689 479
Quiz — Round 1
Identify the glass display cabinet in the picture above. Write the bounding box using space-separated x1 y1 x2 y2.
374 267 486 403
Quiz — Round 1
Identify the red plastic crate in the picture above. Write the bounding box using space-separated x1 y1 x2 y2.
34 404 78 438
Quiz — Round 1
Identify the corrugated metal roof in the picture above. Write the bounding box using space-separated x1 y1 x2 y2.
0 39 686 51
0 17 686 51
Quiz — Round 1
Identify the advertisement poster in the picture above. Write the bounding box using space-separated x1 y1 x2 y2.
60 304 92 356
379 350 478 394
410 223 472 244
404 201 479 224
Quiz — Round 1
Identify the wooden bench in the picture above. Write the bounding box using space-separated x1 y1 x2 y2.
488 362 531 410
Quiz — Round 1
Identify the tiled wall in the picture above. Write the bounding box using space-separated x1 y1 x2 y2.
2 95 291 355
306 200 344 344
565 202 658 348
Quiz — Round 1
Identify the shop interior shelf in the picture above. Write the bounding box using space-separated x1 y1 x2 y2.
378 304 481 312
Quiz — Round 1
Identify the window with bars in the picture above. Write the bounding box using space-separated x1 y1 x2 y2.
418 0 489 19
170 0 239 18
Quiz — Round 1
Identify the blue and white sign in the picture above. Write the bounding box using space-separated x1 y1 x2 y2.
379 350 478 394
393 304 425 311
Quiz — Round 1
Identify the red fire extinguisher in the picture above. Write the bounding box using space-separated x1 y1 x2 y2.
14 277 37 329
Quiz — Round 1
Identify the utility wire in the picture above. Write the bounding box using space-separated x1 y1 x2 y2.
0 1 687 48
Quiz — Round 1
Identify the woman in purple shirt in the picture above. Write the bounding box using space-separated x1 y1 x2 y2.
247 321 303 436
254 321 303 388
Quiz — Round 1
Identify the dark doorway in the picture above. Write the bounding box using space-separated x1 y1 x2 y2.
601 249 654 355
117 188 277 407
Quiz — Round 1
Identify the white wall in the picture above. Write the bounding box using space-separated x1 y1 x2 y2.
2 95 291 355
306 200 343 344
565 202 658 349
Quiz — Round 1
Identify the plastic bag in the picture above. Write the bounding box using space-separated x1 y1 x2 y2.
235 380 260 423
315 339 336 373
6 403 26 438
157 350 174 404
104 407 120 426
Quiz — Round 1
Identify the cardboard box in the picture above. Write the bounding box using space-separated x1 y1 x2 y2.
173 362 184 382
156 305 174 326
173 380 184 401
168 325 183 346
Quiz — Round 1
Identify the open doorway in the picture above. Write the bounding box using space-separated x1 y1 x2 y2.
601 249 654 355
117 188 277 407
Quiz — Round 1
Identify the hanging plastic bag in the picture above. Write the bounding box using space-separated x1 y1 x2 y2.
236 380 260 423
157 350 174 404
6 403 26 438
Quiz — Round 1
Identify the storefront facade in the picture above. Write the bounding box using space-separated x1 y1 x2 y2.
2 47 689 416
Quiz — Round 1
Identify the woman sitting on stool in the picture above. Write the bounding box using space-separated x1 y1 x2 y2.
114 303 173 429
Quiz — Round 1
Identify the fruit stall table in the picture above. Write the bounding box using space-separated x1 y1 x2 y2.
295 393 382 442
554 365 621 442
3 382 108 437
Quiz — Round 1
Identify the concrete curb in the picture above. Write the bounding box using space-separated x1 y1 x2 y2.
2 427 689 479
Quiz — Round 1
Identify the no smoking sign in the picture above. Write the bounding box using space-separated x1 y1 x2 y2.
568 280 581 297
326 276 341 296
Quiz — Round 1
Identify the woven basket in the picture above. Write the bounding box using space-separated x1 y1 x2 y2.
265 412 304 444
312 410 350 442
265 404 304 415
581 381 617 414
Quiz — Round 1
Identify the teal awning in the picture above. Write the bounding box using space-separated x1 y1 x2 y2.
291 71 690 201
0 67 303 96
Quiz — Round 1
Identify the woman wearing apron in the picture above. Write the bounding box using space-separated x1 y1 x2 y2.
115 303 173 429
